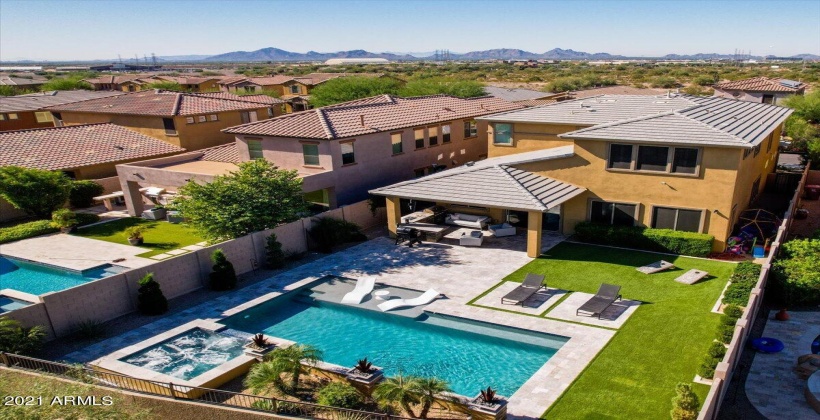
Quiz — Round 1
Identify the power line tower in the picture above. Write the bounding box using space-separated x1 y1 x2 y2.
151 53 158 68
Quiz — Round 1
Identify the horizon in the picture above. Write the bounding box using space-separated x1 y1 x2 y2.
1 0 819 61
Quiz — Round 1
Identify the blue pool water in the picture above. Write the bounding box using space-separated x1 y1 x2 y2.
120 328 246 381
222 296 567 397
0 296 31 313
0 256 126 295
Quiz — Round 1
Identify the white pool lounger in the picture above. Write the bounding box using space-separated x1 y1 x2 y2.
377 289 440 312
341 277 376 304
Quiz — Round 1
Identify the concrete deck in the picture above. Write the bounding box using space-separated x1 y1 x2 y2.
0 233 154 271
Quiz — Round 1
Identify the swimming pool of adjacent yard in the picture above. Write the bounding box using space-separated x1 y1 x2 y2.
0 255 126 295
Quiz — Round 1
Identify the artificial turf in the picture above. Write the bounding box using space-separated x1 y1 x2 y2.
498 242 737 419
73 218 205 258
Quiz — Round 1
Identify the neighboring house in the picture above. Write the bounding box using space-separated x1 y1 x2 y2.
147 76 221 92
0 74 48 93
713 77 806 104
484 86 570 108
372 94 791 257
43 90 282 151
0 123 184 179
114 94 522 216
83 75 152 91
0 90 125 131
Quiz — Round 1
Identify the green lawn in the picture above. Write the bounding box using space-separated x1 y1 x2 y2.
496 242 737 419
74 218 205 258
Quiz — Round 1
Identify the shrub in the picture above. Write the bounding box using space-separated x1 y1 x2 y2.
75 213 100 226
136 273 168 315
719 314 739 327
50 208 77 229
309 217 366 253
716 324 735 344
772 238 820 305
723 304 744 319
0 220 58 244
573 222 714 257
722 262 761 306
74 319 106 340
68 180 104 208
0 317 46 355
265 234 286 269
670 383 699 420
0 166 72 218
697 357 721 379
124 225 146 240
316 382 364 409
209 249 237 290
707 341 727 359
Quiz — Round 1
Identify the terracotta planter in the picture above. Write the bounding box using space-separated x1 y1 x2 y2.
775 308 790 321
128 237 144 246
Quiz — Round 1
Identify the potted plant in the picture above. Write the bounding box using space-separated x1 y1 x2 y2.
346 357 384 385
143 204 167 220
125 225 146 246
243 333 276 358
468 386 508 420
51 208 78 233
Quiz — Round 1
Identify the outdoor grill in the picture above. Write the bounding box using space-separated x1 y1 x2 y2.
395 226 422 247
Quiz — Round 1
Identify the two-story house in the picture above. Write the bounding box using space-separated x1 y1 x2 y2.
713 77 805 104
0 90 125 131
43 90 284 151
371 94 791 257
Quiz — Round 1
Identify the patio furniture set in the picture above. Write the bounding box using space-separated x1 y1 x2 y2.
500 272 624 320
396 209 518 248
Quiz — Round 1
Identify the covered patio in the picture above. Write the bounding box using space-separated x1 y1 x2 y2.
370 146 586 257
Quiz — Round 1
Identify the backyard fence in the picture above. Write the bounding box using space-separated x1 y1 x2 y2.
0 352 413 420
4 199 387 340
696 164 813 420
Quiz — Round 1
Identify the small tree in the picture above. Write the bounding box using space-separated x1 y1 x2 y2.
209 249 237 290
0 166 72 218
399 78 486 98
244 344 323 394
0 317 46 355
50 208 78 230
136 273 168 315
69 180 104 208
413 377 451 419
309 76 403 107
265 234 286 269
670 383 700 420
373 374 421 418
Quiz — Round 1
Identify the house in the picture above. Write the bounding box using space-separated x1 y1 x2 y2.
83 75 152 91
713 77 805 104
484 86 566 107
146 76 221 92
43 90 283 151
114 94 523 216
371 94 791 257
0 90 125 131
0 123 184 179
0 74 48 93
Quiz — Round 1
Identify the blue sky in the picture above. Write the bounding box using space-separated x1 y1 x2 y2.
1 0 818 61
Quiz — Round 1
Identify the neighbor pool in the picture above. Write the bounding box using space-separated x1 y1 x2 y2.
0 296 31 313
0 256 126 295
120 328 246 381
221 294 567 397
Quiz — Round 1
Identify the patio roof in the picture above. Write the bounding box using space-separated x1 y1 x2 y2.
370 146 586 212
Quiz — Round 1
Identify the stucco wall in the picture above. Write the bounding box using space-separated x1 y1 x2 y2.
1 302 56 340
0 111 55 131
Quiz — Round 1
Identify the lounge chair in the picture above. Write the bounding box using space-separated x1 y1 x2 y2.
501 273 546 305
576 284 622 319
377 289 440 312
636 260 675 274
341 277 376 304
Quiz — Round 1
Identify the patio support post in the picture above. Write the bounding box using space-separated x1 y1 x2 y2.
386 196 401 238
121 180 145 217
527 211 543 258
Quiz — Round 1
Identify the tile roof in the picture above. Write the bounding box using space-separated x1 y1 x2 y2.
714 77 806 92
484 86 554 102
150 76 219 85
560 95 793 148
0 76 47 87
570 86 668 98
82 75 149 85
44 89 267 117
0 123 184 171
515 98 559 107
191 91 285 105
1 90 126 113
370 146 585 212
225 94 523 139
198 143 241 163
217 76 250 86
224 73 386 88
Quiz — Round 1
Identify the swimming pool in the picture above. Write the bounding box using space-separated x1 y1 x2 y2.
0 296 31 313
0 256 126 295
221 293 567 397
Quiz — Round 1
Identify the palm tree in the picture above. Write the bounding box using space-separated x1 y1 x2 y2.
373 374 421 418
260 344 322 393
412 377 451 419
244 361 286 395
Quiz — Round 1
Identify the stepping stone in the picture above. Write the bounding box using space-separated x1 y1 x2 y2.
150 253 172 260
181 245 204 251
675 269 709 285
167 249 189 256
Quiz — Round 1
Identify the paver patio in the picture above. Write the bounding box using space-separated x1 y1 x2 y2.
0 233 154 270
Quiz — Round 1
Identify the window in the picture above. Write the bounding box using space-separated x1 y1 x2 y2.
341 142 355 165
672 147 699 174
302 143 320 166
750 176 761 205
753 144 761 158
608 144 633 169
391 132 403 155
590 201 637 226
743 148 752 159
290 85 300 94
652 207 703 232
247 139 263 160
762 94 774 104
52 112 63 127
766 133 774 153
267 107 274 118
209 114 218 121
493 123 513 145
637 145 669 171
415 128 425 149
0 114 5 120
163 118 177 135
442 124 451 143
34 112 53 123
463 120 477 138
8 113 18 120
186 117 195 124
429 126 438 146
240 111 253 124
197 115 207 123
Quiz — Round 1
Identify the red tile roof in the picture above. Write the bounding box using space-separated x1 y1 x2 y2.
714 77 806 92
0 123 184 171
44 90 267 117
1 90 126 113
198 143 240 163
225 94 523 139
192 91 285 105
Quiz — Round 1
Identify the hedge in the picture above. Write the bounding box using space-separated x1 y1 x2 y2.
69 180 104 208
722 262 761 306
0 213 99 245
573 222 714 257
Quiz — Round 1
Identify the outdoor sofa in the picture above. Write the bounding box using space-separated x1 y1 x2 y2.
501 273 546 305
445 213 490 229
576 283 622 319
